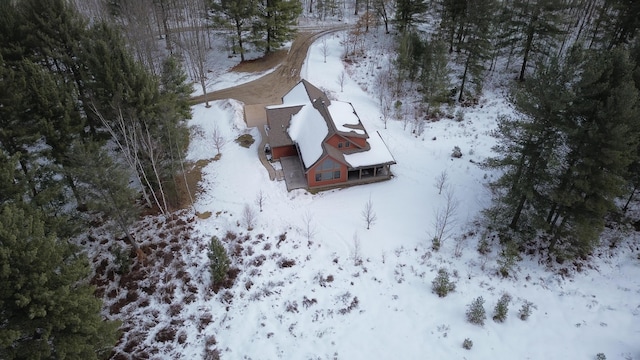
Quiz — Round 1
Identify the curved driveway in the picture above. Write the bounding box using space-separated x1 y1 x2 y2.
190 25 349 106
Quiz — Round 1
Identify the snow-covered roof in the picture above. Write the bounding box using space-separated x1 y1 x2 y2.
283 82 311 104
266 103 306 110
344 131 395 168
327 101 366 136
288 104 328 168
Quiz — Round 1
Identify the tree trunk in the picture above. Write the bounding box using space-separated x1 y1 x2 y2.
622 185 637 213
458 55 470 102
518 15 536 82
235 19 245 61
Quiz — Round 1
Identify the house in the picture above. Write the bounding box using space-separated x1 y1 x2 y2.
266 80 396 190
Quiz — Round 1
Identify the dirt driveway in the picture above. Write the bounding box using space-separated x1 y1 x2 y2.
190 25 349 106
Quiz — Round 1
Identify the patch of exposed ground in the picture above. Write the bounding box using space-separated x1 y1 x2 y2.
230 49 287 73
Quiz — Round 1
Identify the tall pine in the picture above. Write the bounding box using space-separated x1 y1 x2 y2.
0 204 120 359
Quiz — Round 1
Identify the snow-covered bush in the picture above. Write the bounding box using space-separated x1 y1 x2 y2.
493 293 512 323
431 268 456 297
462 338 473 350
497 241 519 278
519 300 534 321
451 146 462 158
466 296 486 325
595 353 606 360
431 237 441 251
208 236 230 287
477 237 490 255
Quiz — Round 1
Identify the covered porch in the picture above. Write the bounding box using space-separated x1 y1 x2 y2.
347 164 393 182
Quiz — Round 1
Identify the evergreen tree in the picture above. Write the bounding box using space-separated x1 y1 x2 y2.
420 38 451 112
159 55 193 123
545 48 640 256
0 204 120 359
208 236 230 287
456 0 497 101
438 0 468 53
67 141 141 250
486 48 640 258
395 31 425 83
484 55 575 234
211 0 256 61
496 0 567 81
253 0 302 54
587 0 640 49
394 0 428 33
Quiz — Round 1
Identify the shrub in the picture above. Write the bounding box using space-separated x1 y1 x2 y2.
431 268 456 297
595 353 606 360
493 293 512 323
519 300 534 321
451 146 462 158
234 133 255 148
497 240 519 277
477 237 490 255
431 237 441 251
208 236 230 287
466 296 486 325
111 245 131 274
462 338 473 350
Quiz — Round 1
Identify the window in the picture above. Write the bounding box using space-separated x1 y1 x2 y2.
338 142 343 148
315 157 342 182
345 142 350 148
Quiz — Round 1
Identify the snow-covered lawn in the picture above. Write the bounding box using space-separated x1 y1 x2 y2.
100 29 640 360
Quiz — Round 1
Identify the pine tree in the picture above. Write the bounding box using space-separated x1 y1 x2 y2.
484 55 575 234
67 141 141 250
253 0 302 54
455 0 497 102
212 0 256 61
495 0 567 81
209 236 230 287
438 0 468 53
0 204 120 359
394 0 428 33
420 38 451 112
545 48 640 257
466 296 486 325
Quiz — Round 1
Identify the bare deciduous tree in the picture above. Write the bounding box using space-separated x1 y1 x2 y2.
338 70 346 92
433 188 459 247
362 196 377 230
177 0 211 107
352 232 363 266
380 102 391 129
242 203 256 230
301 211 317 243
212 124 226 155
321 37 329 63
255 190 266 212
434 170 449 195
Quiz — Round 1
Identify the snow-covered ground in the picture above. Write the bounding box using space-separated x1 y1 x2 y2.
99 28 640 360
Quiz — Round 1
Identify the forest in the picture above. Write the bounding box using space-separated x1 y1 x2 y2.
1 0 639 358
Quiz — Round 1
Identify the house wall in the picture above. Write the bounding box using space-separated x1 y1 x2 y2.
325 134 367 150
307 155 348 188
272 145 297 160
348 136 367 148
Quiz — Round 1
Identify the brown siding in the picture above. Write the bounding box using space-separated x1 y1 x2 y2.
307 156 348 187
326 134 367 150
272 145 297 160
346 136 367 148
